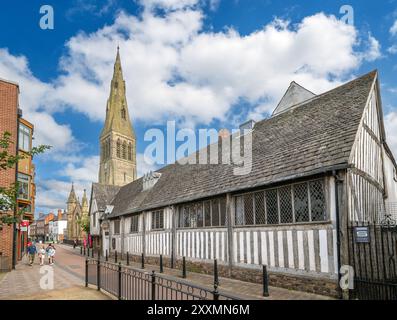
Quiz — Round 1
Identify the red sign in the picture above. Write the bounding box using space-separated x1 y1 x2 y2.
20 220 30 227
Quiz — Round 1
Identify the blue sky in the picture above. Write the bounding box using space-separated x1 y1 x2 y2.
0 0 396 216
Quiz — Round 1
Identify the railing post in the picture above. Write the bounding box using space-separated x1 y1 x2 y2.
182 256 186 278
214 259 219 287
263 265 270 297
115 250 118 263
118 262 122 300
160 254 163 273
85 259 88 287
105 249 108 262
213 282 219 300
97 259 100 291
151 270 156 300
170 254 174 269
141 253 145 269
126 252 130 266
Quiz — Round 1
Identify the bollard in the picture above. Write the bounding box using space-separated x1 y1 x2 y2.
182 256 186 278
83 246 86 256
214 259 219 287
141 253 145 269
97 259 101 291
127 252 130 266
80 246 83 255
171 254 174 269
87 247 90 257
92 247 94 258
160 255 163 273
115 250 118 263
85 259 88 287
263 265 269 297
105 249 108 262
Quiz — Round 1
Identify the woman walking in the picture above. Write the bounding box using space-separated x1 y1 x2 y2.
39 245 46 266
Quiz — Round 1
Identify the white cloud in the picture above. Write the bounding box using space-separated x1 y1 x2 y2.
388 44 397 55
390 20 397 36
361 34 382 61
62 156 99 182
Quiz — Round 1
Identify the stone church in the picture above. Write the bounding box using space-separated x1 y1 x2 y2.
89 48 137 249
66 183 89 241
98 46 137 186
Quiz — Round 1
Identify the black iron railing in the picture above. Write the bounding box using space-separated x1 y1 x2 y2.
86 259 242 300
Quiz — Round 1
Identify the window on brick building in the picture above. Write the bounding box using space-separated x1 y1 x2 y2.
17 173 30 200
19 123 31 152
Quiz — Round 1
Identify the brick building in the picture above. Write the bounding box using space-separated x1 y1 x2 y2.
0 78 19 271
0 77 37 271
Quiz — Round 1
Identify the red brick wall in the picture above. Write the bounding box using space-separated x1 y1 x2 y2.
0 79 19 271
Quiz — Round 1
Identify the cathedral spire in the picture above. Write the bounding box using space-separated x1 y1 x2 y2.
67 182 77 203
101 47 135 139
98 47 137 186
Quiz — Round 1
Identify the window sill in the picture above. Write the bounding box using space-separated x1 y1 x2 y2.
233 220 332 228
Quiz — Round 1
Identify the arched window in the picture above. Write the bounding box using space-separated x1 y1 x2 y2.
101 142 105 159
117 139 121 158
122 141 127 159
121 108 126 120
128 143 132 160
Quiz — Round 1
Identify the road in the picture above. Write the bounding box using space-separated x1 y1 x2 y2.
0 243 109 300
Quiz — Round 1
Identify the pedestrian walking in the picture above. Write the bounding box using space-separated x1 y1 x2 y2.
46 244 56 265
39 245 46 266
73 239 77 249
27 242 37 266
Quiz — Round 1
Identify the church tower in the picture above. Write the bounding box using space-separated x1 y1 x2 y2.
98 47 137 186
66 183 77 239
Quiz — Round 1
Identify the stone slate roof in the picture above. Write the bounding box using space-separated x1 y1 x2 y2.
91 183 120 212
107 70 377 218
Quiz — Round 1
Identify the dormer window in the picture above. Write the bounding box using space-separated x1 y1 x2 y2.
121 108 126 119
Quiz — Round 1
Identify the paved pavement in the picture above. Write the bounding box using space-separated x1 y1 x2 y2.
0 244 109 300
67 245 333 300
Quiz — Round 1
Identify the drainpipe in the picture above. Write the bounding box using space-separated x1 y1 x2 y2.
332 170 343 299
12 108 22 269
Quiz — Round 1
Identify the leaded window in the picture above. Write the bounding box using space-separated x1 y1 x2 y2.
130 215 139 233
114 220 120 234
178 197 227 229
151 210 164 230
235 179 327 226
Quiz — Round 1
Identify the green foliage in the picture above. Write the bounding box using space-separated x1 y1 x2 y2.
77 215 90 233
0 131 51 228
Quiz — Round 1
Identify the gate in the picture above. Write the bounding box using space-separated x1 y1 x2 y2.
348 210 397 300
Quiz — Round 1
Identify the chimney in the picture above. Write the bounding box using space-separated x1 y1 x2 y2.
58 209 63 219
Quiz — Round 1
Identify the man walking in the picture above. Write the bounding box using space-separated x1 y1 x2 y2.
27 242 37 266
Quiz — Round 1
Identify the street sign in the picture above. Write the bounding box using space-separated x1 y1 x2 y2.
354 226 370 243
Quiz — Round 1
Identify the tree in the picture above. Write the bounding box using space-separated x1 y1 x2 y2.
77 215 90 233
0 131 51 228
